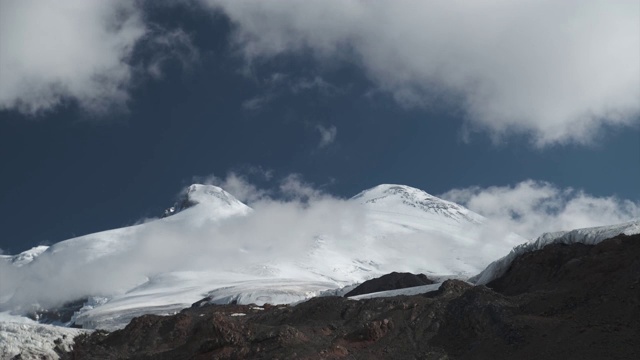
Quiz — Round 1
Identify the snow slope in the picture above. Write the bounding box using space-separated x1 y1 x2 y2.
0 246 49 267
352 184 483 224
349 185 523 279
471 219 640 285
1 184 523 334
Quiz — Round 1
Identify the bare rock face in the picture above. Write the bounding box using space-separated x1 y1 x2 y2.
344 272 435 297
64 234 640 360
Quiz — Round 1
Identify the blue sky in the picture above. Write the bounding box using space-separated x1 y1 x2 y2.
1 1 639 254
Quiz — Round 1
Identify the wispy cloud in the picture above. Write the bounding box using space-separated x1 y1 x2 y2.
440 180 640 239
291 76 338 95
241 74 339 112
316 124 337 148
194 171 328 203
241 94 274 111
142 27 200 79
279 173 326 201
196 172 271 203
202 0 640 146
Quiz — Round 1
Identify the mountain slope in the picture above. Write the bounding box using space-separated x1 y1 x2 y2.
63 233 640 360
1 184 523 332
352 184 483 224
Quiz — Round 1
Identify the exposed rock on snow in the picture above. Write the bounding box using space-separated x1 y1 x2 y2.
343 271 435 297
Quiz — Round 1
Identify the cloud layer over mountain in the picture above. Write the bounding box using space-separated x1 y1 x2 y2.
441 180 640 239
1 175 638 311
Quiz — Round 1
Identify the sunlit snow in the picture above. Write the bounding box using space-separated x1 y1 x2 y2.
0 312 90 360
0 183 530 358
1 184 637 358
0 184 524 331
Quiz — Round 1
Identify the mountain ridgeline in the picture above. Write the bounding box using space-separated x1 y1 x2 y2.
1 184 526 332
1 183 638 359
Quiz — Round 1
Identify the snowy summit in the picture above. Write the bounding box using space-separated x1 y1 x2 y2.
352 184 483 224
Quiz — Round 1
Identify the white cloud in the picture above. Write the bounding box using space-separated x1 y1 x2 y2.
440 180 640 239
202 0 640 145
241 94 274 111
242 74 338 112
316 124 337 148
291 76 337 95
0 0 147 115
0 1 198 116
143 27 200 79
194 170 327 204
195 172 270 203
279 174 326 201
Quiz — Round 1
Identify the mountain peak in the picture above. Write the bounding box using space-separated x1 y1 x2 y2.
353 184 434 199
184 184 234 204
163 184 250 218
352 184 483 223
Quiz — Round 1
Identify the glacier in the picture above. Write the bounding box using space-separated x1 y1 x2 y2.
0 312 89 360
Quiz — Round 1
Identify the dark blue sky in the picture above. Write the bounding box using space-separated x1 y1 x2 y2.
1 3 639 254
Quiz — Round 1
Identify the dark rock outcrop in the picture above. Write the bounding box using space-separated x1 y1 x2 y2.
344 272 435 297
63 233 640 360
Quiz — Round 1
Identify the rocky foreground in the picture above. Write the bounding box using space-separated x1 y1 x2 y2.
61 233 640 359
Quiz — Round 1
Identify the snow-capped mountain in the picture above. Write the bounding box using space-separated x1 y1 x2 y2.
2 183 639 359
1 184 523 333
